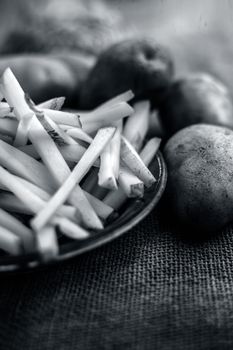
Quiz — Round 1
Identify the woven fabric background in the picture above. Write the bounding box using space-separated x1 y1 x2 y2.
0 210 233 350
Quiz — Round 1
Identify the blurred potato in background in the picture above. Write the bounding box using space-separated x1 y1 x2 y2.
0 0 233 101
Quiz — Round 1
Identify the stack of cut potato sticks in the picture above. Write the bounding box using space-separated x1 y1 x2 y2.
0 68 161 262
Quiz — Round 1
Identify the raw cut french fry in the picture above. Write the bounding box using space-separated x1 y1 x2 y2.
118 166 144 197
0 102 10 109
92 185 108 200
13 111 34 147
0 165 55 214
58 124 73 131
0 68 29 120
104 137 161 210
0 118 18 137
81 167 98 193
0 193 32 215
38 111 77 146
95 90 134 111
0 225 23 255
58 144 100 166
0 139 56 193
54 217 89 240
81 120 103 134
28 116 76 187
38 97 65 110
123 100 150 152
31 127 116 232
139 137 161 165
0 208 34 253
120 136 156 187
66 128 93 144
36 226 59 262
18 143 100 166
98 143 118 190
80 102 133 126
110 120 122 179
103 188 126 211
0 90 3 101
0 106 13 117
148 110 165 138
42 109 81 127
84 191 114 220
0 68 36 145
0 134 13 144
17 144 39 159
27 100 78 146
28 113 103 230
0 174 53 202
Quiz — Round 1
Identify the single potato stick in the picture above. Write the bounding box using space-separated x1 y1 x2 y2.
84 192 114 220
120 136 156 187
28 113 103 230
0 118 18 137
123 100 150 152
81 120 104 134
118 166 144 197
13 112 34 147
95 90 134 111
39 112 77 146
139 137 161 165
0 134 13 144
53 217 90 240
0 165 52 214
103 188 126 211
0 102 10 109
27 100 78 146
81 167 99 193
36 226 59 262
0 225 23 256
0 193 32 215
98 143 118 190
104 137 161 210
38 97 65 110
80 102 133 126
110 120 122 179
66 128 93 144
42 109 81 127
0 90 3 101
0 208 34 253
18 144 40 159
0 139 56 193
0 106 14 117
0 68 36 145
31 127 116 232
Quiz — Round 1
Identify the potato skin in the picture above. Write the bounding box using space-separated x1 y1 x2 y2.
159 73 233 137
0 53 94 106
163 124 233 233
80 38 174 109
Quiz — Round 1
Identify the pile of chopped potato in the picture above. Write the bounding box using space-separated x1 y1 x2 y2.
0 68 161 262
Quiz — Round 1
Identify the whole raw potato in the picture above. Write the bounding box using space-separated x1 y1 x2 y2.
163 124 233 233
159 73 233 137
80 38 174 109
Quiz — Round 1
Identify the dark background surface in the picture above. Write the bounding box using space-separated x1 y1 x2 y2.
1 0 233 349
1 211 233 349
